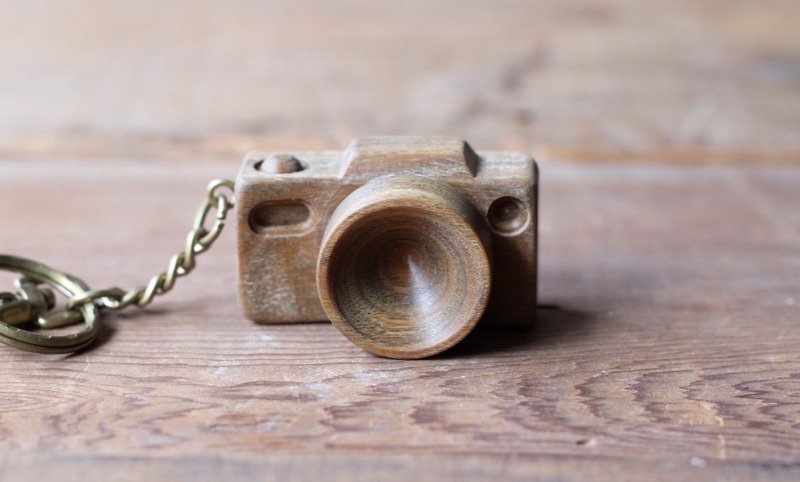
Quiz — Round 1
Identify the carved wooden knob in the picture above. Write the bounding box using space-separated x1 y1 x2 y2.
317 176 492 359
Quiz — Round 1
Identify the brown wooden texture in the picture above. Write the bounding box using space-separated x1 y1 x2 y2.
0 0 798 164
237 137 538 354
1 0 799 479
317 174 495 359
0 161 798 480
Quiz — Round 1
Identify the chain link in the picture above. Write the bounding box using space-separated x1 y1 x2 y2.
66 179 235 313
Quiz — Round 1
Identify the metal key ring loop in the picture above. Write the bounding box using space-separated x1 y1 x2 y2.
0 255 100 354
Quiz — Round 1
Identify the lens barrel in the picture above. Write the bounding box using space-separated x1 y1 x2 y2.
316 176 492 359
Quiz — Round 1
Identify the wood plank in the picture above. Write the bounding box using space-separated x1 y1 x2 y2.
1 453 798 482
0 0 799 162
0 161 798 480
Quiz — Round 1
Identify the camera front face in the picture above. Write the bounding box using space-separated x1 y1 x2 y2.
235 137 538 357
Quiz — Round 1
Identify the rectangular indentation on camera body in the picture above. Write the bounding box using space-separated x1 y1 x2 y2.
235 153 339 323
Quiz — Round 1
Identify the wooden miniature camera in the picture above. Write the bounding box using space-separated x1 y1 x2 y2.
235 137 538 359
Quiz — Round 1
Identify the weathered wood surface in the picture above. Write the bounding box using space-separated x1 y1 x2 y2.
0 161 798 480
1 0 799 479
237 137 539 358
0 0 799 164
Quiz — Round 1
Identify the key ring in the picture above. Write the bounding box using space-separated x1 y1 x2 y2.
0 179 234 355
0 255 100 354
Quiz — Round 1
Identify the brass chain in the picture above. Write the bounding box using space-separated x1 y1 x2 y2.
67 179 236 312
0 178 235 354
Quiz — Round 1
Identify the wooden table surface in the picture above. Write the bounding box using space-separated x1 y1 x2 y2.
0 1 799 481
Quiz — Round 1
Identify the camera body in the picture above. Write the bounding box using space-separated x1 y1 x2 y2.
235 137 538 358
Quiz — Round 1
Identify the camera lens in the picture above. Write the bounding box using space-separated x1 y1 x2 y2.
317 176 492 359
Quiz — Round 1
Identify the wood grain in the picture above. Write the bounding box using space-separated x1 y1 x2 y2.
236 137 538 332
318 174 494 359
0 161 798 480
0 0 799 164
0 0 799 479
